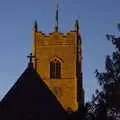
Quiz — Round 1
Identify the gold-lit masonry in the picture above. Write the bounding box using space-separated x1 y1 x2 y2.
32 19 83 112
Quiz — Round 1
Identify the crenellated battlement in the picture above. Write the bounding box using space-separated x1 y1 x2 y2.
35 31 77 46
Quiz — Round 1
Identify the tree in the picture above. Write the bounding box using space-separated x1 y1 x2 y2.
85 25 120 120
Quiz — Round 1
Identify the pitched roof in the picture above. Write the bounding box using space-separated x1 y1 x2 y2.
0 65 68 120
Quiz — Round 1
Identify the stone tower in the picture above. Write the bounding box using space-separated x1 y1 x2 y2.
32 2 83 112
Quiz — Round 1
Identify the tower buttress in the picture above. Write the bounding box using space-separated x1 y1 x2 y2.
74 20 82 64
32 20 38 69
74 20 84 106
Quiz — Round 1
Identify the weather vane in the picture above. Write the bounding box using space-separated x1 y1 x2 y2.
55 0 59 31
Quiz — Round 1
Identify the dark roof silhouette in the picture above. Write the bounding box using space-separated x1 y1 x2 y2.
0 64 68 120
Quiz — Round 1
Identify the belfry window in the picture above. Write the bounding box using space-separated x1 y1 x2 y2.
50 59 61 79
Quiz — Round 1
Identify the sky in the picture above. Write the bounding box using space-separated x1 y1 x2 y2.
0 0 120 102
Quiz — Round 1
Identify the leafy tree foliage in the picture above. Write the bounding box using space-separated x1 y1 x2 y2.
85 26 120 120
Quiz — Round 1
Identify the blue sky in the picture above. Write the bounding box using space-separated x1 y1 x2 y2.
0 0 120 102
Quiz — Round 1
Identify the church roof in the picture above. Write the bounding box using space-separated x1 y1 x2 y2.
0 64 68 120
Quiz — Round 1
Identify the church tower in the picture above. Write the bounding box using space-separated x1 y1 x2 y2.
32 2 84 112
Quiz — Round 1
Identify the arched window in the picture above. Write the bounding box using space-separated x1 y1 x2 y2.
50 59 61 79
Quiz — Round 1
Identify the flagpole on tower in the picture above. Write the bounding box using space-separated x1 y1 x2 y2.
54 0 59 32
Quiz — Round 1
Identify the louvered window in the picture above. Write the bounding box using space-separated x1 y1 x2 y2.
50 59 61 79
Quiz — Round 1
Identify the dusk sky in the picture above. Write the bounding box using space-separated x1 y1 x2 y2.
0 0 120 102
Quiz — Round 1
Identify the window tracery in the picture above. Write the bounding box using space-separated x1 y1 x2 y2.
50 58 61 79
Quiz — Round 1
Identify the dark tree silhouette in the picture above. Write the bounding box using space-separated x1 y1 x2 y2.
85 25 120 120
